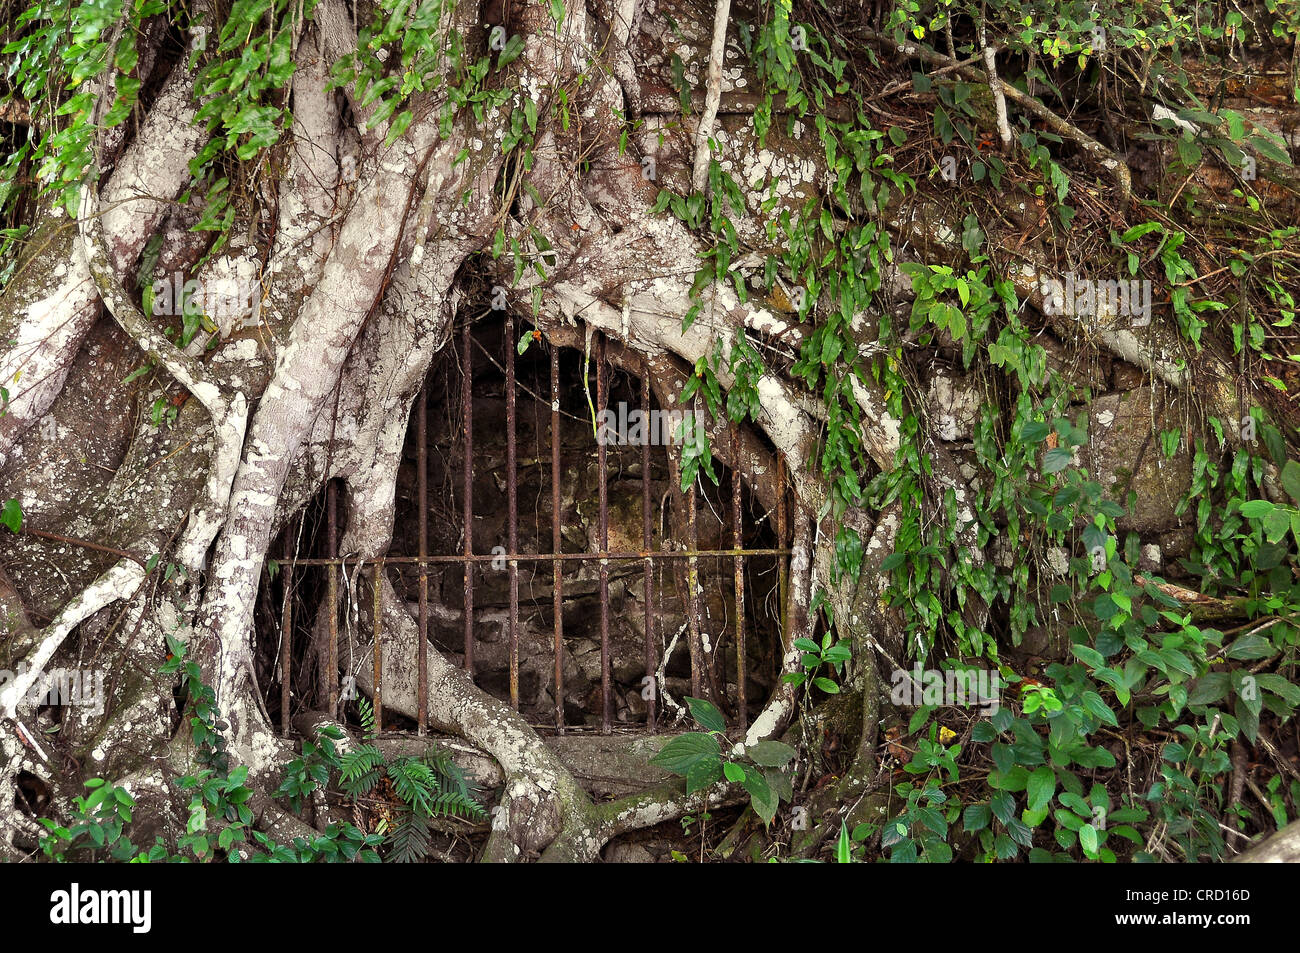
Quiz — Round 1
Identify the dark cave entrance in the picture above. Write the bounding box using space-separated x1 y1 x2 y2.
260 313 790 735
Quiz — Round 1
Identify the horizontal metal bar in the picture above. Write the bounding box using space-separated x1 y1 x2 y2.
285 549 792 567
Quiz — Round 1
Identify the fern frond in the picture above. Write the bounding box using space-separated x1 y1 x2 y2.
357 697 376 739
425 748 482 802
386 807 431 863
339 768 380 797
429 790 487 822
339 745 384 791
387 757 438 816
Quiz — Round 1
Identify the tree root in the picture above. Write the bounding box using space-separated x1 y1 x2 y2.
1231 818 1300 862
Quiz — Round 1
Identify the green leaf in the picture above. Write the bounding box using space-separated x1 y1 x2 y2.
1081 691 1118 726
835 821 851 862
497 33 525 68
764 765 793 804
722 761 745 783
1257 674 1300 706
1043 448 1074 473
1027 766 1055 812
1226 633 1274 660
740 765 776 824
684 696 725 732
684 757 723 794
1222 110 1245 141
746 740 797 768
218 825 238 850
1281 460 1300 504
1120 222 1163 243
1248 133 1292 166
1239 499 1275 519
1022 805 1049 828
991 791 1015 825
1187 672 1230 706
650 732 720 775
1093 594 1120 621
963 803 991 832
0 498 22 533
384 109 413 147
1079 823 1099 855
1022 421 1050 443
1071 644 1105 668
1263 508 1291 543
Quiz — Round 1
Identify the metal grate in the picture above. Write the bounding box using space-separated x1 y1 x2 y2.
274 323 792 737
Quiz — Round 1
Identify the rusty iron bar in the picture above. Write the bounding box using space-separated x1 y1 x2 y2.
506 312 520 711
776 455 789 655
641 366 657 732
371 562 383 733
732 423 747 732
326 480 339 717
462 320 475 678
551 345 565 733
686 467 702 700
596 333 611 734
292 341 794 734
287 549 789 567
279 531 293 736
417 383 428 734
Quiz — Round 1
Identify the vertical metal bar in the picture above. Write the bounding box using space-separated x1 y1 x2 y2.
686 465 702 700
597 334 611 733
732 423 747 732
326 480 339 717
551 345 565 733
776 455 789 655
417 384 428 734
279 532 293 736
462 321 475 678
641 365 657 732
371 561 383 734
506 312 519 711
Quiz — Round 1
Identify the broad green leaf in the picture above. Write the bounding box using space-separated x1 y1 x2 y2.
1079 823 1099 855
1281 460 1300 503
1240 499 1275 519
746 740 797 768
684 696 725 732
1043 448 1074 473
1263 508 1291 543
963 803 991 831
684 756 723 794
1226 633 1274 660
1026 766 1055 811
0 498 21 533
741 766 777 824
650 732 720 775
